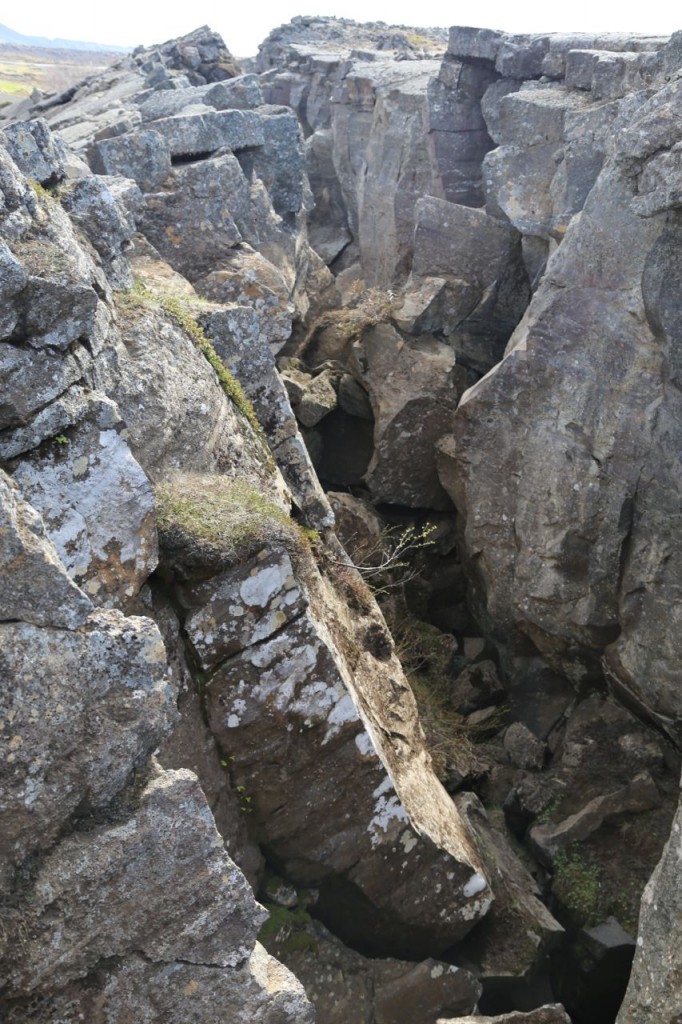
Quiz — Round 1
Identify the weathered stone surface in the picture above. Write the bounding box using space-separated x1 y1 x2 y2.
0 469 93 628
1 769 264 994
11 398 157 607
107 286 281 493
8 945 314 1024
1 118 67 185
145 108 265 157
195 246 294 348
0 609 172 890
616 790 682 1023
503 722 546 771
200 305 334 527
205 563 492 957
182 546 308 670
297 368 338 426
441 78 682 722
88 129 172 190
60 175 136 268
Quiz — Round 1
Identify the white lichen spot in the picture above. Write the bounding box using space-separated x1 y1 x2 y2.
227 714 241 728
368 776 408 846
463 872 488 898
355 731 375 757
399 828 418 854
239 563 290 608
71 455 89 479
430 964 444 979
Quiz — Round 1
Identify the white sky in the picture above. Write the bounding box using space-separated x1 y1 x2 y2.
7 0 680 58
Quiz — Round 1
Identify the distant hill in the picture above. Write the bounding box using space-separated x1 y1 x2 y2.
0 22 128 53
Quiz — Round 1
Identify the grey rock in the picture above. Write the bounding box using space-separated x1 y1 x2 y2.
503 722 547 770
277 919 481 1024
447 26 504 62
11 945 314 1024
530 772 661 865
355 323 467 508
454 792 564 979
206 576 493 956
616 793 682 1023
1 769 265 995
88 129 172 191
1 118 67 185
297 368 338 426
0 609 172 891
144 108 265 157
0 469 93 628
11 397 157 608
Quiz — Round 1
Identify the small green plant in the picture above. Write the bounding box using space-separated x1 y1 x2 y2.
327 522 437 597
552 846 603 926
258 902 318 957
53 434 69 446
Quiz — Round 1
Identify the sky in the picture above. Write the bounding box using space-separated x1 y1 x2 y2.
7 0 680 58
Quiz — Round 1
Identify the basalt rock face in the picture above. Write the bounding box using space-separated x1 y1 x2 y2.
3 17 682 1024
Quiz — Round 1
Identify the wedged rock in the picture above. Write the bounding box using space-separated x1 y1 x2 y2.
5 945 314 1024
273 919 481 1024
0 769 264 995
453 793 564 981
0 608 172 890
353 323 470 508
530 773 661 865
144 108 264 157
409 197 529 370
11 397 157 607
0 469 93 628
297 368 338 426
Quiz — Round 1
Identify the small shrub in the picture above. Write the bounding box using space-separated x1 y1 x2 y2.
390 610 482 780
